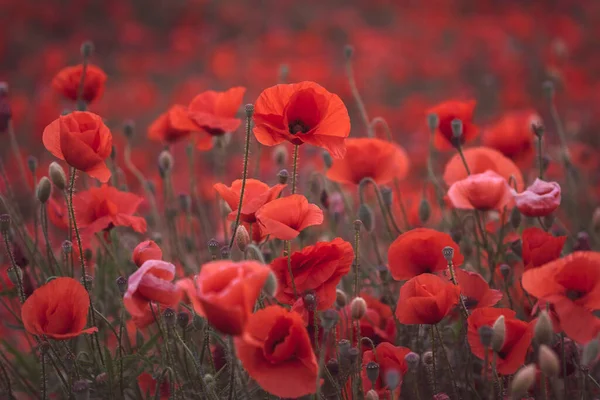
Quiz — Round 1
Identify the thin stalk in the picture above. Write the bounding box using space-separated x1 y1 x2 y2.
7 121 30 191
345 49 372 137
227 336 236 400
353 221 361 298
285 242 298 299
537 135 544 180
431 325 437 394
291 144 299 194
435 325 460 399
2 235 25 304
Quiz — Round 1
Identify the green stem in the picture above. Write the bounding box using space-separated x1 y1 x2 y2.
537 135 544 180
291 144 299 194
345 50 372 137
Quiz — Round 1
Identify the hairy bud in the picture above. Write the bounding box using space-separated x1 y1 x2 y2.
277 169 289 185
358 204 374 233
36 177 52 204
511 364 536 399
262 271 278 297
351 297 367 319
49 162 67 190
235 225 250 252
534 310 554 345
492 315 506 352
538 344 559 377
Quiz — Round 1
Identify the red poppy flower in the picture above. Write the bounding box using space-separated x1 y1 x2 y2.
521 227 566 270
235 305 318 398
325 138 409 185
444 268 503 310
270 238 353 309
137 372 170 400
362 343 410 399
253 81 351 158
176 278 205 317
124 260 182 318
73 185 147 234
512 179 561 217
148 105 211 149
395 273 460 325
256 194 324 240
388 228 463 281
42 111 113 182
21 277 98 340
522 252 600 343
447 170 514 211
52 64 107 104
132 240 162 267
443 147 524 191
214 179 286 224
426 100 478 150
467 308 533 375
482 110 541 169
195 260 270 335
188 87 245 135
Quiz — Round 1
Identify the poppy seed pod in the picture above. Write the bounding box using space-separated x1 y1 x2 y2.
404 352 420 371
419 197 431 223
62 240 73 254
531 122 544 138
220 246 231 259
207 239 220 258
49 162 67 190
542 80 555 100
262 271 278 297
511 364 536 399
427 113 439 131
534 310 554 345
123 120 134 138
163 307 176 328
245 103 254 117
36 177 52 204
451 118 463 139
303 292 317 311
499 264 511 280
422 351 434 366
358 204 374 233
0 214 10 234
322 150 333 169
365 361 379 385
442 246 454 263
235 225 250 252
344 44 354 59
538 344 559 377
491 315 506 352
115 276 127 295
351 297 367 319
277 169 289 184
381 186 393 209
177 311 190 329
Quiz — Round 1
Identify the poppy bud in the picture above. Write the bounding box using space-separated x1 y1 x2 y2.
322 150 333 169
538 344 559 377
177 311 190 329
451 118 463 138
163 307 176 328
273 145 288 167
419 198 431 223
344 45 354 59
303 292 317 311
0 214 10 235
36 177 52 204
358 205 374 233
379 186 392 209
207 239 220 258
479 325 493 348
442 246 454 263
335 289 347 307
510 206 522 229
178 194 191 213
581 338 599 368
277 169 289 184
235 225 250 252
80 41 94 58
320 309 339 331
220 246 230 260
351 297 367 319
510 364 536 399
72 379 90 400
62 240 73 254
123 120 134 138
534 310 554 345
499 264 511 280
542 80 555 100
492 315 506 352
366 389 379 400
574 231 591 251
366 361 379 385
262 271 278 297
158 150 173 174
427 113 439 131
532 122 544 138
510 239 522 258
27 156 38 173
116 276 127 295
7 266 22 286
404 352 420 371
384 369 401 390
49 162 67 190
245 103 254 118
422 351 434 366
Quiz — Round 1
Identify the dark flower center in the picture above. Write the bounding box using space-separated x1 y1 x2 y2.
566 289 584 301
288 120 309 135
463 296 479 310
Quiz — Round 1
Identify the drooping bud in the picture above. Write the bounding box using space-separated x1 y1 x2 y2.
351 297 367 319
419 198 431 223
581 338 599 368
510 206 522 229
478 325 493 348
116 276 127 295
322 151 333 169
36 177 52 204
534 310 554 345
365 361 380 385
427 113 439 131
381 186 393 209
491 315 506 352
80 41 94 58
451 118 463 139
262 271 278 297
158 150 173 174
335 289 347 308
510 364 536 399
538 344 559 377
441 246 454 263
320 309 339 331
277 169 289 185
49 162 67 190
358 205 374 233
235 225 250 252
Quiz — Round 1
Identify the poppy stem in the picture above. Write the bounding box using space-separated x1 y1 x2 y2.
446 261 469 319
561 332 567 397
174 330 217 400
285 242 298 299
40 351 46 400
76 48 89 111
7 120 30 191
430 325 437 394
228 105 254 250
40 205 60 276
2 234 25 304
359 177 402 237
344 46 372 137
353 220 361 298
434 324 460 399
291 144 299 194
455 142 471 176
227 336 237 400
537 134 544 180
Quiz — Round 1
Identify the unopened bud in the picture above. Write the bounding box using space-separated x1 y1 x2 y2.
384 369 400 390
344 45 354 59
538 344 559 377
380 186 393 209
262 271 278 297
534 310 554 345
419 198 431 223
404 352 420 371
492 315 506 352
116 276 127 295
49 162 67 190
442 246 454 263
499 264 511 280
158 150 173 174
220 246 230 259
427 113 439 131
207 239 220 258
581 338 600 368
532 122 544 138
358 204 374 233
27 156 38 173
303 292 317 311
451 118 463 138
163 307 176 327
351 297 367 319
320 309 339 331
62 240 73 254
335 289 347 307
479 325 493 348
245 104 254 117
322 151 333 169
36 177 52 204
365 361 379 385
0 214 10 234
422 351 434 366
277 169 289 185
273 145 288 167
510 364 536 399
123 120 134 138
235 225 250 252
338 339 351 357
510 206 522 229
80 41 94 58
365 389 379 400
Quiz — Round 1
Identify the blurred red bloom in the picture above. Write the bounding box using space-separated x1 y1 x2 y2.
195 260 270 335
447 170 514 211
253 81 350 158
21 277 97 340
137 372 170 400
443 147 524 191
326 138 409 185
361 342 410 399
522 252 600 343
124 260 181 318
395 273 460 325
235 305 318 398
482 110 541 169
467 307 533 374
188 87 245 135
148 104 211 149
512 179 561 217
522 227 566 270
52 64 107 104
388 228 463 281
256 194 323 240
445 268 503 310
42 111 112 182
427 100 478 150
214 179 286 224
47 197 69 230
73 185 146 234
271 238 353 309
132 240 163 267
